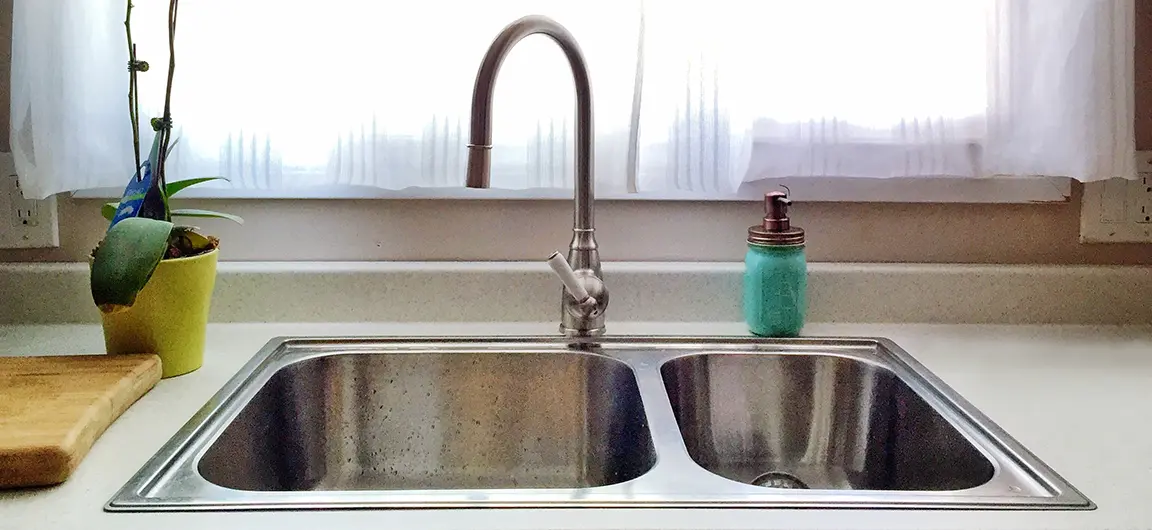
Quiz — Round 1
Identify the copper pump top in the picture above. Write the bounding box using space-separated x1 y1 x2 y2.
747 191 805 246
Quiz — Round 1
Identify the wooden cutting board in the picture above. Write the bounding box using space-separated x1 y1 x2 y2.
0 354 162 488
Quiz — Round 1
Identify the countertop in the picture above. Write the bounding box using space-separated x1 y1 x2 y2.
0 321 1150 530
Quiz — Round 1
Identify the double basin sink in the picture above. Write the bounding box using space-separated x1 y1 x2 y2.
108 336 1090 510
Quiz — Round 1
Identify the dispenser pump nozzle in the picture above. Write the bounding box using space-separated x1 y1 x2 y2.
763 191 792 232
747 189 805 246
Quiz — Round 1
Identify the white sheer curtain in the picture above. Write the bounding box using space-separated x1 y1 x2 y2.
10 0 1136 200
725 0 1136 184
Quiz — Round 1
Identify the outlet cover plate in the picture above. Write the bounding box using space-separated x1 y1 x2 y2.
1080 151 1152 243
0 153 60 249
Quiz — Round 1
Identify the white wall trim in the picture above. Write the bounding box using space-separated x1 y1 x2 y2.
71 176 1072 204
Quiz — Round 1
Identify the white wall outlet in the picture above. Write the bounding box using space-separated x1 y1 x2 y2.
1134 175 1152 225
0 153 60 249
1080 151 1152 243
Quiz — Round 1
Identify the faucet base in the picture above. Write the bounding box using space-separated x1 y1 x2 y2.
560 324 606 337
560 260 608 335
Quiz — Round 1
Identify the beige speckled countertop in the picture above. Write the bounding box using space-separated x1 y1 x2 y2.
0 321 1149 530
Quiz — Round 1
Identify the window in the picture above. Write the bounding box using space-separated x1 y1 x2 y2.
11 0 1136 201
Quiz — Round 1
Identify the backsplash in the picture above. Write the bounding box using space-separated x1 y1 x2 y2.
3 261 1150 325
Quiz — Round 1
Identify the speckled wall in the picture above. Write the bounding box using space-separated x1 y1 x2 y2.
1136 0 1151 149
1 0 13 154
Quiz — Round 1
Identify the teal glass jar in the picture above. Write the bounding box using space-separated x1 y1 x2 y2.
744 191 806 337
744 244 806 336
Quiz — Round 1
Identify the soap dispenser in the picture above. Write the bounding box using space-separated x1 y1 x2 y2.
744 190 806 337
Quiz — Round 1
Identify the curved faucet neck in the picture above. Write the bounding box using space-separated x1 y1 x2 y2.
464 15 595 232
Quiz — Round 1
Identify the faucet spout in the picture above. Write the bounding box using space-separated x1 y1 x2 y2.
466 15 606 336
465 15 595 231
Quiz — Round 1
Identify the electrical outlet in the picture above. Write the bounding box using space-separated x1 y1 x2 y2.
11 178 38 227
1135 175 1152 224
0 153 60 249
1080 151 1152 243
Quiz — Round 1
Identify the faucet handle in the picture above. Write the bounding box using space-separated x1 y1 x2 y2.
547 252 592 303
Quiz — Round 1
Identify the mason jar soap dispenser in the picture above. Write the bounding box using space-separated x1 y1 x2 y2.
744 190 806 337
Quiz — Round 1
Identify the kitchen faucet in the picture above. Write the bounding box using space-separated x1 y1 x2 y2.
465 15 608 337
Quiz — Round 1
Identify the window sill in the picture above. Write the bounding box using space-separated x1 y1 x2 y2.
70 176 1071 204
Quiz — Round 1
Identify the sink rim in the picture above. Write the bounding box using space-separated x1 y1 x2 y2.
107 335 1094 511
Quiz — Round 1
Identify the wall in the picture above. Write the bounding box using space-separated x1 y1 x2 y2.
1138 0 1151 149
0 190 1148 263
2 2 1151 264
0 0 10 153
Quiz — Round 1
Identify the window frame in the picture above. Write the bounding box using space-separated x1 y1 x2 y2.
71 176 1071 204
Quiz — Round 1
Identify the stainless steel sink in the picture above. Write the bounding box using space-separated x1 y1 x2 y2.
108 337 1091 511
199 351 654 491
662 353 993 491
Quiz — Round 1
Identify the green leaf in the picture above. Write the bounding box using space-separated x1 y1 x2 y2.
171 208 244 224
101 202 119 222
166 177 227 198
90 218 174 313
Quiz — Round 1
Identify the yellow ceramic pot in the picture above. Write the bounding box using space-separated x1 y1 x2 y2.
100 248 218 378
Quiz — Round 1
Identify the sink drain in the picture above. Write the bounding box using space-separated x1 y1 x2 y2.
750 471 809 489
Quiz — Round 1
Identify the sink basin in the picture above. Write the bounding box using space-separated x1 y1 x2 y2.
199 351 654 491
108 336 1091 510
662 353 993 491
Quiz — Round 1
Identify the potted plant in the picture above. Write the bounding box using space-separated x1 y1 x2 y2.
90 0 241 378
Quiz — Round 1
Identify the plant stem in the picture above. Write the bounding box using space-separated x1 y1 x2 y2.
125 1 142 181
156 0 179 221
